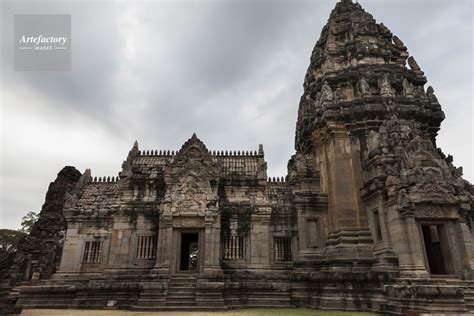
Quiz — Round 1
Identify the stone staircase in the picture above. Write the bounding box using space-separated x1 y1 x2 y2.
0 286 22 315
165 274 197 308
132 273 225 311
464 281 474 313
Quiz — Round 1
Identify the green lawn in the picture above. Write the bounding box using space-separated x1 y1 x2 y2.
20 308 375 316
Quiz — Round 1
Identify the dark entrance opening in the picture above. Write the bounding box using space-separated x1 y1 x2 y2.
421 224 455 275
180 233 199 271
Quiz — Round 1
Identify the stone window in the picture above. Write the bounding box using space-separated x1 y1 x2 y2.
372 210 382 242
274 237 292 262
306 219 321 247
223 235 244 260
83 241 102 263
136 235 157 259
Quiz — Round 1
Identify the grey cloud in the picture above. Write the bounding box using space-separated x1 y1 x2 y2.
1 2 125 130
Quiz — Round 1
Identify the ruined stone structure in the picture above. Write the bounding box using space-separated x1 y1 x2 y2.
8 167 82 283
0 167 81 315
13 0 474 314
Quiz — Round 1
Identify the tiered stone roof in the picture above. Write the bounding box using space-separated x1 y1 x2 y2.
295 0 443 153
114 133 267 179
74 182 119 212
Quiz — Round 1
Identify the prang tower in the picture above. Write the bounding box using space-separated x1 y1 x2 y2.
293 0 472 278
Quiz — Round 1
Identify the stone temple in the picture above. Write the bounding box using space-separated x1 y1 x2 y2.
3 0 474 314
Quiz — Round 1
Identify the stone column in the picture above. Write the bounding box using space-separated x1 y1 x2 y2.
249 209 271 269
202 210 222 274
403 215 429 277
316 124 370 256
154 215 172 274
56 227 81 275
296 209 307 252
458 221 474 273
196 213 224 308
323 125 363 230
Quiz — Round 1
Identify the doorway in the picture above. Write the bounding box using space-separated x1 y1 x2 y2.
180 233 199 271
421 224 455 275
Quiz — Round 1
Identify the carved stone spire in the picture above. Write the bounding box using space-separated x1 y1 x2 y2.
291 1 460 268
295 0 443 152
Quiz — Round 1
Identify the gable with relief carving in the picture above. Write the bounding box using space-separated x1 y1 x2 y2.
399 136 456 201
163 134 220 217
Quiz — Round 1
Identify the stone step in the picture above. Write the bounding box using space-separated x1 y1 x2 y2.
132 305 226 311
195 300 226 307
169 284 196 287
168 286 196 290
169 279 197 284
171 275 197 279
166 302 197 307
168 284 196 289
195 292 223 297
166 275 199 307
9 287 20 294
168 291 196 296
135 299 167 303
18 297 72 307
166 299 196 303
168 284 196 290
169 283 196 287
167 293 196 300
167 299 196 302
170 278 197 282
169 288 196 291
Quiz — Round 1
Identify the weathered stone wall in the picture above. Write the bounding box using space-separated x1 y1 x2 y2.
6 166 81 285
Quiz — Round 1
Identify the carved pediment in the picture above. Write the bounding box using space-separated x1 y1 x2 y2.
398 136 457 201
415 204 457 219
400 137 450 177
176 133 209 157
163 134 220 217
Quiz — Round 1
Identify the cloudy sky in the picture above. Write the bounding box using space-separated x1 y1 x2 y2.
0 0 472 229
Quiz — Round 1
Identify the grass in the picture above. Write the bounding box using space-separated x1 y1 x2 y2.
20 308 376 316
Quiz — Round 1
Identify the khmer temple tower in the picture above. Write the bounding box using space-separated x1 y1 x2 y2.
6 0 473 314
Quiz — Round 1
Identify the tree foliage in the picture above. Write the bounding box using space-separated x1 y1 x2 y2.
0 229 26 253
21 211 39 234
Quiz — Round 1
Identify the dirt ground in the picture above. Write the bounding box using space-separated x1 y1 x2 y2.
19 308 375 316
19 310 210 316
